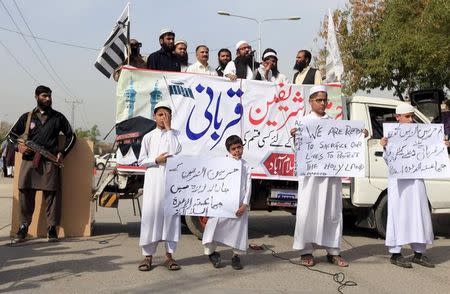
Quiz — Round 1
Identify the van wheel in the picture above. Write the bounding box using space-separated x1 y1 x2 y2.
185 216 208 239
374 193 388 238
96 163 105 170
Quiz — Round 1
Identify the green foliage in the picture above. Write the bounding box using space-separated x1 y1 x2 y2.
75 124 100 143
319 0 449 100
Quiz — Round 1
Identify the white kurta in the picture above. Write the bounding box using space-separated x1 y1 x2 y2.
223 61 253 80
202 158 252 251
293 112 343 250
138 128 182 247
385 178 434 247
186 61 217 75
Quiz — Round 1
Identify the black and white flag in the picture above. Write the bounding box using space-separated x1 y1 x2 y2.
94 4 129 78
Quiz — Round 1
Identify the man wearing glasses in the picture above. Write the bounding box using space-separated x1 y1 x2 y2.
113 38 147 81
290 85 349 268
224 40 259 80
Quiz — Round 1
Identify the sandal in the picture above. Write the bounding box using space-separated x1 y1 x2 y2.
138 256 152 271
327 254 349 267
300 254 315 267
164 258 181 271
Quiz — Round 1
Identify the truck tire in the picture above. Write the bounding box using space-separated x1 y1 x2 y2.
96 163 105 170
185 216 208 239
374 192 388 238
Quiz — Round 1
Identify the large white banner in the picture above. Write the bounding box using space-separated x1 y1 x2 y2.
116 68 344 180
296 119 365 177
164 156 241 218
383 123 450 179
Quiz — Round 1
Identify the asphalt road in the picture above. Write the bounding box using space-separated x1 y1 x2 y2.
1 176 450 294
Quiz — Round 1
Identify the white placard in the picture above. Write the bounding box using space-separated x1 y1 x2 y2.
296 119 366 177
383 123 450 179
165 155 241 218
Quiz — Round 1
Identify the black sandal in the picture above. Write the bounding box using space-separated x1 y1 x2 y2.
164 258 181 271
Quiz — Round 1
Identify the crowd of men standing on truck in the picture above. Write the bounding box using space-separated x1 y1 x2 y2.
113 28 321 85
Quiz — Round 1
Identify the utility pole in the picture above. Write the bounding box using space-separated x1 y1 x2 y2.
65 99 83 128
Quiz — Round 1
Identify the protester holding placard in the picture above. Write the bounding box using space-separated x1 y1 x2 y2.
202 135 252 270
290 85 349 267
380 103 449 268
137 100 182 272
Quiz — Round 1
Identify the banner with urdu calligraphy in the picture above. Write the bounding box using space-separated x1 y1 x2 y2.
116 67 343 180
164 155 241 218
383 123 450 179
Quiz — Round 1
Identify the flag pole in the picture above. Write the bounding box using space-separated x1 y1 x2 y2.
126 2 131 65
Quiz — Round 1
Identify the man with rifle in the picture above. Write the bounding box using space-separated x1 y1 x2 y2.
8 85 76 243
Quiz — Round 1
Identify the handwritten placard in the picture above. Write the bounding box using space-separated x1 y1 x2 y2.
296 119 365 177
164 155 241 218
383 123 450 179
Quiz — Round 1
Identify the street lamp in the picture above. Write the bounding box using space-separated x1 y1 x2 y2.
217 11 300 61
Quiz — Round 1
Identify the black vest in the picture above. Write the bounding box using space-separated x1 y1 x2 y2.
293 68 317 84
235 59 259 79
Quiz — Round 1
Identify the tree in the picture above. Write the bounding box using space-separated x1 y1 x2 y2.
75 125 101 143
317 0 449 100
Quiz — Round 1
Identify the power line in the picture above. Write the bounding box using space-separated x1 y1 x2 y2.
0 0 71 98
12 0 77 98
0 25 99 51
0 39 39 83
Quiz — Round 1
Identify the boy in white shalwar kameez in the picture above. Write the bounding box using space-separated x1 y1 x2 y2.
202 135 252 270
290 85 352 267
137 100 182 272
380 103 449 268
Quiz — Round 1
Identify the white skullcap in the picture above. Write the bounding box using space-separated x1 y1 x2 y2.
174 39 187 47
154 100 172 113
395 103 415 114
309 85 327 98
235 40 248 50
159 28 174 38
263 51 277 60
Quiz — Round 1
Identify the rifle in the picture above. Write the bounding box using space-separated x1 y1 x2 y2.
8 131 64 168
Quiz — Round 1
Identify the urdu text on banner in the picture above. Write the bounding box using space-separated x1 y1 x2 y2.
383 123 450 179
164 155 241 218
116 68 343 180
296 119 366 177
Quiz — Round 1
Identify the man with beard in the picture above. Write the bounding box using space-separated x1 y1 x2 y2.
174 40 189 72
147 28 180 72
8 85 75 243
293 50 322 85
224 41 258 80
254 48 288 84
215 48 231 77
113 38 147 81
186 45 217 75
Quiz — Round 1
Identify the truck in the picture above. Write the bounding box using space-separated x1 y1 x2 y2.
92 68 450 238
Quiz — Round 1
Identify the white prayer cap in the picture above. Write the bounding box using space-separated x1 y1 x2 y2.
154 100 172 113
235 40 248 50
395 103 415 114
159 28 174 38
309 85 327 98
174 39 187 47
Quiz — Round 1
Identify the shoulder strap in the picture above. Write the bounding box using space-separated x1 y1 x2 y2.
23 111 33 141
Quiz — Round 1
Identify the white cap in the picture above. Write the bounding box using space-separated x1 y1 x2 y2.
395 103 415 114
309 85 327 98
235 40 248 50
159 28 174 38
154 100 172 113
174 39 187 47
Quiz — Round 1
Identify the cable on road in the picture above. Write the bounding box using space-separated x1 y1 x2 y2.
261 244 357 294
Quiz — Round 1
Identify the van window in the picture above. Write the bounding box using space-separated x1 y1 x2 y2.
369 106 425 139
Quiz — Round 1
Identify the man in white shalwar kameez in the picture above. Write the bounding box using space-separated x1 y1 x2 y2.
380 103 448 268
290 85 348 267
137 100 182 271
202 135 252 270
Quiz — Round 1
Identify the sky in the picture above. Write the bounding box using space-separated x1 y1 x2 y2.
0 0 365 138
